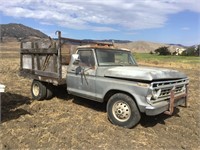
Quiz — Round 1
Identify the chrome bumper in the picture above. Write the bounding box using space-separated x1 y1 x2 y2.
145 86 188 116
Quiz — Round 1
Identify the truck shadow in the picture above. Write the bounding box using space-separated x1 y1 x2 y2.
71 96 182 127
1 92 32 123
53 85 73 100
52 86 107 112
140 108 180 127
72 97 107 112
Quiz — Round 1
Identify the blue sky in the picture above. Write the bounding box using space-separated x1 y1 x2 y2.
0 0 199 46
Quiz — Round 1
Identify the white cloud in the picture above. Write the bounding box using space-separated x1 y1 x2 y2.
0 0 199 31
181 27 190 31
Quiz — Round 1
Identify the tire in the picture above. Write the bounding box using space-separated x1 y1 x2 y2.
107 93 141 128
31 80 47 100
45 83 54 100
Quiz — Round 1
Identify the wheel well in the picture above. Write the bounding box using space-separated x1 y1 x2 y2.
104 90 141 113
104 90 136 103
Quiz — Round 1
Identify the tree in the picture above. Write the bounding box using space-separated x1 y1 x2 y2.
154 46 171 55
182 45 200 56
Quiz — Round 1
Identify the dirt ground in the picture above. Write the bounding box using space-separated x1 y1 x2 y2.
0 48 200 149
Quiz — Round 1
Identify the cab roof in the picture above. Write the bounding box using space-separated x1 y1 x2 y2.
77 44 130 52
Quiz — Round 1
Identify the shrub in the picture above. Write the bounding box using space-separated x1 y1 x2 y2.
149 51 154 54
154 46 171 55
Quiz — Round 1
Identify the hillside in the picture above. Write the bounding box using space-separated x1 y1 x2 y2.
0 23 48 42
70 39 185 53
115 41 185 53
85 40 185 53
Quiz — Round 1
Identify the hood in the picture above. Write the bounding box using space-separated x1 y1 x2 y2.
104 66 187 81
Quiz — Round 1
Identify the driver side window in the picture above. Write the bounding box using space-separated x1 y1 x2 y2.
78 50 95 68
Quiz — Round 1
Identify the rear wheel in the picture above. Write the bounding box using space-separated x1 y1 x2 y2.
107 93 141 128
31 80 46 100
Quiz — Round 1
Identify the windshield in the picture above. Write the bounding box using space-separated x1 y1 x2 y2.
96 49 137 66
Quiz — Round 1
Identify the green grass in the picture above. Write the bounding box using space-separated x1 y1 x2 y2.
133 53 200 64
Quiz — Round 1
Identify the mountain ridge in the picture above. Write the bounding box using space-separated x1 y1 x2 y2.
1 23 188 53
1 23 48 41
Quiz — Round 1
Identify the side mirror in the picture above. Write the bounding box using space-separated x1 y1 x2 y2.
71 54 80 65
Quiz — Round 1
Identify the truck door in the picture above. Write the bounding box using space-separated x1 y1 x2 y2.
67 49 96 100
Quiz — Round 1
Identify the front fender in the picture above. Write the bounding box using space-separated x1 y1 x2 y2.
95 77 150 112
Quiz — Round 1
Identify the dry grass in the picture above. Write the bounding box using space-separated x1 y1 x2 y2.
0 41 20 50
0 42 20 59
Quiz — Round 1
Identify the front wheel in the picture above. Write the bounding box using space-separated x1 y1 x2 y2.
107 93 141 128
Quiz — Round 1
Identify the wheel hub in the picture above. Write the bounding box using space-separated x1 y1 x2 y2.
112 101 131 122
33 83 39 96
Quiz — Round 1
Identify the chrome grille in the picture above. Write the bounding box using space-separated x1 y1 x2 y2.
150 78 189 103
151 78 188 89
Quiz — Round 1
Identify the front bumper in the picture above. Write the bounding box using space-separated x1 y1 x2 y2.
145 88 188 116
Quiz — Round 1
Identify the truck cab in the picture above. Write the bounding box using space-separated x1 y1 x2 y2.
67 45 136 101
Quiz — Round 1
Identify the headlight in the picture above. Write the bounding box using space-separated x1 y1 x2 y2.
181 85 186 92
152 89 161 99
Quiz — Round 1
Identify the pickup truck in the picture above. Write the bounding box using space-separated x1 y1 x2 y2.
20 31 189 128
